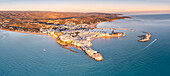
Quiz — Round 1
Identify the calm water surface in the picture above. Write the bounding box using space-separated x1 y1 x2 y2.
0 14 170 76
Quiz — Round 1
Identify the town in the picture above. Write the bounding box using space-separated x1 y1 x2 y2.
41 23 126 61
0 11 133 61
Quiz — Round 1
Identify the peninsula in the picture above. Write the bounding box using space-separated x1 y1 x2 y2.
0 11 132 61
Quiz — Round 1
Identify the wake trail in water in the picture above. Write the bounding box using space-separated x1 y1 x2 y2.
143 39 157 49
118 39 158 72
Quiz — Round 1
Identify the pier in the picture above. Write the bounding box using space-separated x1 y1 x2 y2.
81 45 103 61
94 28 135 31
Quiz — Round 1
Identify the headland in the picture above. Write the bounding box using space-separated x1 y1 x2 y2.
0 11 132 61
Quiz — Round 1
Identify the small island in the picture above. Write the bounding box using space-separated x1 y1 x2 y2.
0 11 132 61
138 32 152 42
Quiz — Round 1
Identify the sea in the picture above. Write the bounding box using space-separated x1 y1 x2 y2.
0 13 170 76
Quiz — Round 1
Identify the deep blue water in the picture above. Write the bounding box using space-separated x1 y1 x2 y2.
0 13 170 76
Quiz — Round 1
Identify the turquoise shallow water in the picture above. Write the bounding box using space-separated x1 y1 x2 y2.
0 14 170 76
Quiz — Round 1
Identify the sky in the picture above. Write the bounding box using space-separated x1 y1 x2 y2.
0 0 170 13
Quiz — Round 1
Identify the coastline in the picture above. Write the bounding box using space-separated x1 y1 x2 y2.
89 17 133 29
0 28 47 35
0 16 131 61
0 12 169 76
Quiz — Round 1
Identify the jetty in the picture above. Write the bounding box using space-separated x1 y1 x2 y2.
81 45 103 61
94 28 135 32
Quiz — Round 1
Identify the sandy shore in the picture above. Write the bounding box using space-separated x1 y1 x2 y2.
89 16 133 29
0 29 47 35
89 19 123 29
89 22 100 28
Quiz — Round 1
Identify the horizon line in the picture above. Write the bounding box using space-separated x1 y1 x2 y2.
0 10 170 13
